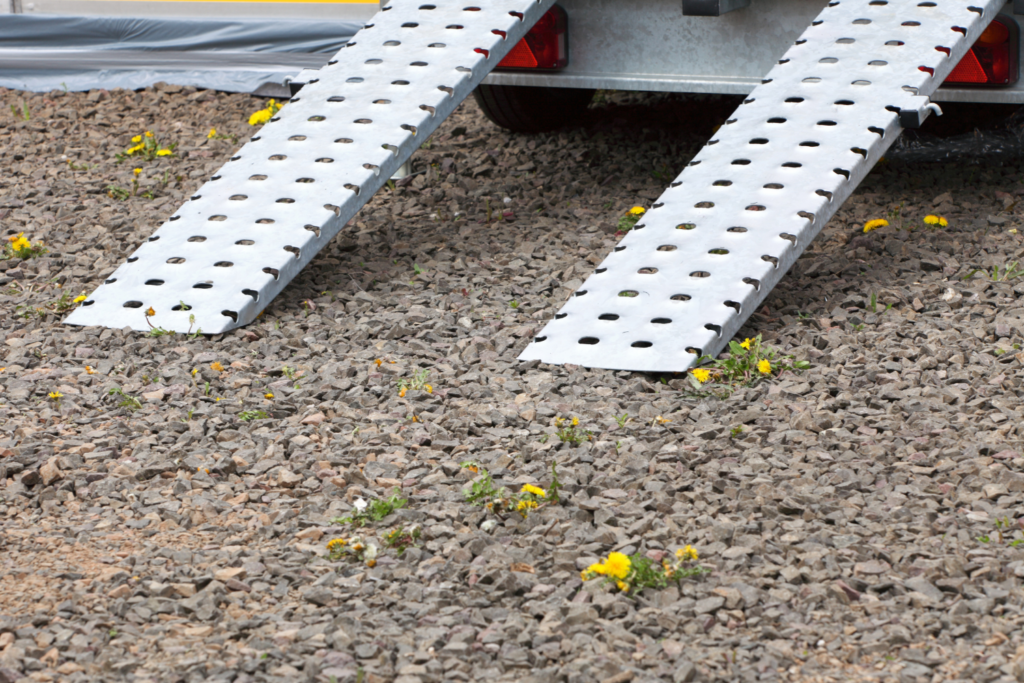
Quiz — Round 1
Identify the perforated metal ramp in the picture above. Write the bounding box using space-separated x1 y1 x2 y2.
519 0 1003 372
64 0 556 334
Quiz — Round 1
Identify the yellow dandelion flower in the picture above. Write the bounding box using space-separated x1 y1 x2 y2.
73 294 87 304
740 338 752 350
399 387 407 398
131 135 142 143
366 559 376 568
375 358 383 367
12 237 30 252
629 206 646 215
923 215 940 225
326 538 347 551
85 366 95 375
692 368 711 383
863 218 888 233
352 543 364 552
265 392 274 399
586 562 606 576
145 307 155 317
210 362 224 372
938 216 948 227
248 109 272 126
616 580 629 592
604 552 631 580
144 131 153 138
133 168 141 176
424 384 433 394
580 571 588 582
571 416 579 427
156 149 172 157
757 359 771 375
207 129 217 139
191 368 198 376
8 232 23 243
48 391 63 401
521 484 546 498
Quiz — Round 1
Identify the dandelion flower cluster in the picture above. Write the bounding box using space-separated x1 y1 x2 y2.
583 552 631 582
863 218 889 233
8 232 31 254
923 214 948 227
207 129 217 139
740 337 753 350
629 206 646 216
757 359 771 375
676 545 699 561
210 361 225 372
73 294 87 304
249 99 282 126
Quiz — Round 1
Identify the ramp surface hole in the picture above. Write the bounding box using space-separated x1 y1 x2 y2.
637 267 658 274
193 282 213 289
744 277 760 290
685 347 702 356
750 138 768 144
695 201 714 208
781 233 797 243
782 162 802 168
171 302 191 311
727 226 748 233
214 261 233 268
256 218 275 224
235 239 255 246
709 248 729 255
762 255 779 267
652 318 671 324
677 223 696 230
746 204 765 211
671 294 692 301
724 301 741 312
631 341 653 348
269 155 287 160
579 337 599 345
243 289 259 301
209 215 226 222
167 257 185 264
713 180 732 186
289 135 307 141
690 271 710 278
657 245 677 251
284 246 301 258
263 268 279 279
305 224 322 237
732 159 751 165
764 183 783 189
145 279 164 286
123 301 143 308
705 324 722 336
819 57 838 63
222 310 238 322
768 117 786 123
599 313 619 320
619 290 638 298
249 174 267 181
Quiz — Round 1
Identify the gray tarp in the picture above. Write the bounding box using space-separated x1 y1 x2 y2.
0 15 359 93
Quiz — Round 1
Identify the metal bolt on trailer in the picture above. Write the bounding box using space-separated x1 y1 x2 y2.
66 0 1003 373
519 0 1005 371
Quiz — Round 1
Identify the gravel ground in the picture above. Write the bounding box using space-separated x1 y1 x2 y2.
2 83 1024 683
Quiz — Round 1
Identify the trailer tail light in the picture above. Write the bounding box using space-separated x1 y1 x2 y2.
944 16 1018 86
496 5 568 70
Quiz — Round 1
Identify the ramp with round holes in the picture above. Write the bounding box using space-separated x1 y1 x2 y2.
64 0 556 334
519 0 1003 372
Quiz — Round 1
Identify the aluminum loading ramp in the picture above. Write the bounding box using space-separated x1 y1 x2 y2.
519 0 1002 372
66 0 1002 374
65 0 557 333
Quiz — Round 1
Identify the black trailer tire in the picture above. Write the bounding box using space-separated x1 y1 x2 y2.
473 84 595 133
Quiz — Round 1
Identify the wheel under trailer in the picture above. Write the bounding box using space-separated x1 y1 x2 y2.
65 0 1006 372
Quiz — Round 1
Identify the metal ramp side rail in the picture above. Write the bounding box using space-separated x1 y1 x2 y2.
65 0 557 334
519 0 1002 372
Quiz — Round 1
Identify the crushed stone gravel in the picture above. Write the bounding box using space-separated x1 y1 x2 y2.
2 84 1024 683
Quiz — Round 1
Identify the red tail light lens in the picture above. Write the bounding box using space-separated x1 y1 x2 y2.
944 16 1018 85
497 6 568 71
